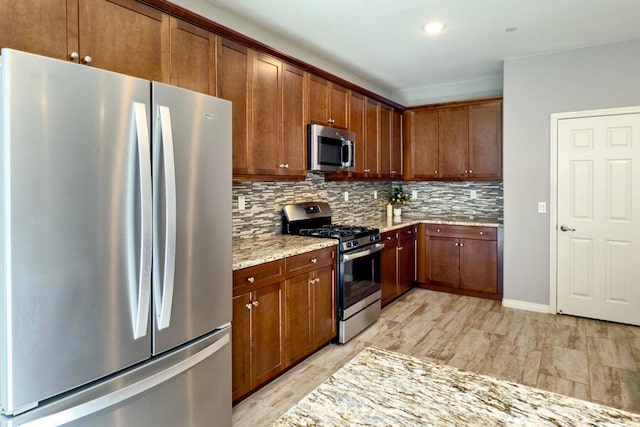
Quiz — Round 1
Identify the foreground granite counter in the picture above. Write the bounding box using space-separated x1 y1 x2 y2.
272 347 640 426
233 235 338 271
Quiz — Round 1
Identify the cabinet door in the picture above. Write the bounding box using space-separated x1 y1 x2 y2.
349 92 366 176
405 109 439 179
78 0 169 81
330 83 349 129
282 63 306 177
398 235 416 295
252 283 284 387
284 273 313 365
469 101 502 179
460 239 498 293
379 104 392 178
380 233 398 307
313 265 336 347
364 98 380 176
0 0 78 61
169 17 215 95
252 52 282 176
307 74 330 126
217 37 250 175
438 106 468 179
232 293 252 401
391 109 403 178
427 236 460 288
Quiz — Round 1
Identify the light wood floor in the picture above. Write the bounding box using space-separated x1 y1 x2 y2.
232 288 640 426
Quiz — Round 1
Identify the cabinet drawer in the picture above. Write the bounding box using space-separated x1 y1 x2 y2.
425 224 497 240
234 259 285 296
399 226 417 239
381 230 398 242
286 247 335 276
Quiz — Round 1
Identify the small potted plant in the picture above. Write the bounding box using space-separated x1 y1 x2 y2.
389 185 410 218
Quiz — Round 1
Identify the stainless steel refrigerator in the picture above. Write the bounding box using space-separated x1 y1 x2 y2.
0 49 232 426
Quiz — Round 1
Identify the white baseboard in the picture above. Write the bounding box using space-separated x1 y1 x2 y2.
502 299 551 314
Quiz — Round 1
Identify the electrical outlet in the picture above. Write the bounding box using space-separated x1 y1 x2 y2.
411 190 418 199
238 195 246 211
538 202 546 213
373 190 378 200
344 191 349 202
470 190 477 199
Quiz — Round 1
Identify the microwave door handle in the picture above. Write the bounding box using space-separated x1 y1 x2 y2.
342 140 353 167
342 243 385 261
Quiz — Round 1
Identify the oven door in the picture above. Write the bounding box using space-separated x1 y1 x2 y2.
339 243 383 320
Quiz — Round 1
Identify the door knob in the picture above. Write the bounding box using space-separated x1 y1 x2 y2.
560 225 576 232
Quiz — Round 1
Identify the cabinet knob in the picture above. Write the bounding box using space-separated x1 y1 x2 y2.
70 51 79 60
397 246 404 251
284 163 289 168
391 170 396 174
315 278 320 283
83 56 92 64
407 230 412 234
464 170 468 174
247 276 255 283
479 231 484 235
328 118 335 124
436 228 441 232
311 258 317 264
252 300 259 307
455 242 459 246
279 163 285 168
245 303 252 310
460 243 464 247
434 170 438 174
386 236 392 240
469 169 473 173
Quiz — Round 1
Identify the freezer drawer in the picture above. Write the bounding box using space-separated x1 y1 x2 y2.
0 328 232 427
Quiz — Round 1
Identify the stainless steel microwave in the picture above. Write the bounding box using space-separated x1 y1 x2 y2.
307 124 355 172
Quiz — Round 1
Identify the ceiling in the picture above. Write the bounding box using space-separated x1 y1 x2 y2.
201 0 640 105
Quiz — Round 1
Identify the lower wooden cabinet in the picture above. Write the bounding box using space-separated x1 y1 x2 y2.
381 226 416 307
284 263 336 365
232 247 336 402
417 224 503 299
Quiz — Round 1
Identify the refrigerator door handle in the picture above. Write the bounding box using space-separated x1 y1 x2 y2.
153 105 177 330
20 333 230 427
132 102 152 340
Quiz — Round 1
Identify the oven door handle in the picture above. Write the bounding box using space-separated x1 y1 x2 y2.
342 243 385 261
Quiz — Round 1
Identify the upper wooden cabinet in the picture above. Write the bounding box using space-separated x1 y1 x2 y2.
217 39 307 179
0 0 227 88
391 109 403 178
0 0 77 61
363 97 380 177
217 37 251 176
404 98 502 181
349 91 366 175
307 74 348 129
169 17 216 95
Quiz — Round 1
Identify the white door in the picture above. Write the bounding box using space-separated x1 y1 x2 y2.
557 112 640 326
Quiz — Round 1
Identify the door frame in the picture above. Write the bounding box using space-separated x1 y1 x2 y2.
549 106 640 314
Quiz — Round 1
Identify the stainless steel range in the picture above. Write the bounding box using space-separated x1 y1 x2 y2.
282 202 383 343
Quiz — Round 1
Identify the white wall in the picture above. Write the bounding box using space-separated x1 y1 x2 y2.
503 39 640 306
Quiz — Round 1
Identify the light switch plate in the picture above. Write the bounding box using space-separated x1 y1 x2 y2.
538 202 546 213
412 190 418 199
238 195 246 211
470 190 477 199
344 191 349 202
373 190 378 200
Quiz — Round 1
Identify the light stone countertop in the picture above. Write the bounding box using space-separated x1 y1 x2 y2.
272 347 640 426
232 235 338 271
232 214 502 271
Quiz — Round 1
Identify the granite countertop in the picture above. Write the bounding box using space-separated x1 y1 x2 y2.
272 347 640 426
233 235 338 271
232 214 502 271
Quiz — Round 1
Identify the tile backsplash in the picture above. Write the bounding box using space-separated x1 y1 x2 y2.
232 173 503 240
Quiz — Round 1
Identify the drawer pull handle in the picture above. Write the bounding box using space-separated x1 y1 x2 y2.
311 258 317 264
252 301 259 307
247 276 255 283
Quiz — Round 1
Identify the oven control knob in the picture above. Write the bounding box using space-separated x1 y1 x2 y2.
353 241 358 247
346 241 352 248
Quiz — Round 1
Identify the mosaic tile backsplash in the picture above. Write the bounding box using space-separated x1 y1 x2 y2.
232 173 503 240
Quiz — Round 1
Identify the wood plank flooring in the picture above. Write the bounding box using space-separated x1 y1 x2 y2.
232 288 640 426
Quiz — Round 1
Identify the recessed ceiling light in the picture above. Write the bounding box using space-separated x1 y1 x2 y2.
505 26 518 32
424 21 445 35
